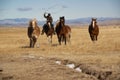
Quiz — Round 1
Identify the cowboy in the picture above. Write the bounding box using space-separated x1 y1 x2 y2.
44 12 54 29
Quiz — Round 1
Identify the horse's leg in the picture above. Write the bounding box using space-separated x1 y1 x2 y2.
30 38 33 48
57 34 61 45
69 34 71 44
32 39 34 48
47 36 49 43
96 35 98 41
58 35 61 45
33 37 37 48
90 34 93 41
41 24 45 35
94 35 97 41
67 33 71 44
47 35 52 44
93 35 95 41
65 37 67 45
57 34 59 43
32 36 37 47
62 35 64 42
64 35 67 45
41 29 44 35
93 35 97 42
30 39 31 48
50 35 52 44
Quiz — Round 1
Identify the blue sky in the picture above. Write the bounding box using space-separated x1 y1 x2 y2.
0 0 120 21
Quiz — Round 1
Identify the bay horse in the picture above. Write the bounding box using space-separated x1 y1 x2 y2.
41 22 54 44
88 18 99 41
27 19 40 48
55 16 71 45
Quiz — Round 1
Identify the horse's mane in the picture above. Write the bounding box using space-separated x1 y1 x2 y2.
34 20 38 27
28 20 32 27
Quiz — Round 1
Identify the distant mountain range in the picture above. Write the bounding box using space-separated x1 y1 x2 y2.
0 17 120 27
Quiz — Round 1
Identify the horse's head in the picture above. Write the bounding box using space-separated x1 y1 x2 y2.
32 18 37 29
60 16 65 26
47 22 51 29
91 18 97 28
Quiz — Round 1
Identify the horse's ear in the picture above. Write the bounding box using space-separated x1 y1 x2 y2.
62 16 65 18
60 17 62 19
33 18 37 21
92 18 94 20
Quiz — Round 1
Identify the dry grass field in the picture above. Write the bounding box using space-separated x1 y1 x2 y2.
0 26 120 80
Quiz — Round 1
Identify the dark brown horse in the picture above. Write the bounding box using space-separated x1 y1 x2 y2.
41 22 54 44
88 18 99 41
55 16 71 45
27 19 40 48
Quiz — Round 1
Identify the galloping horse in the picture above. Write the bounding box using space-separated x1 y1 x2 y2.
27 19 40 48
41 22 54 44
55 16 71 45
88 18 99 41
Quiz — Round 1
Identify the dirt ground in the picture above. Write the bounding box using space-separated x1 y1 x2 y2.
0 26 120 80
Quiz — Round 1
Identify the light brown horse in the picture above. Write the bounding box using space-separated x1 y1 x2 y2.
55 16 71 45
88 18 99 41
27 19 40 48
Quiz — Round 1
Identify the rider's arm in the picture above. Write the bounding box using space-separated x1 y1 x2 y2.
44 13 47 18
